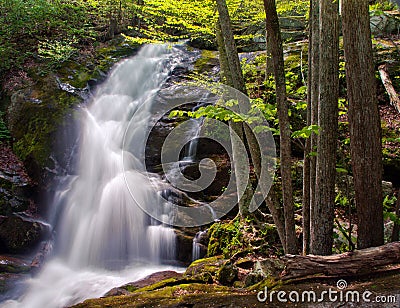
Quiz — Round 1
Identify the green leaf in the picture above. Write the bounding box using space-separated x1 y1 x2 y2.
336 167 348 174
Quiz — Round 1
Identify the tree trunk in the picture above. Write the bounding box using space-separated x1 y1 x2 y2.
310 0 339 255
132 0 144 29
342 0 384 249
302 0 320 256
216 2 287 248
263 0 297 255
392 192 400 242
215 2 254 218
215 0 246 94
282 241 400 280
216 20 233 86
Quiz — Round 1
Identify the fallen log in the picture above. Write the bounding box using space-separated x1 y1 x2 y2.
281 241 400 280
378 63 400 114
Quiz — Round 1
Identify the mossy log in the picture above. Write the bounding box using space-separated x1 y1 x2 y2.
281 241 400 280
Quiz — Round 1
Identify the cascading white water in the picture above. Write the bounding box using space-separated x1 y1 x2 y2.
183 118 203 161
192 230 207 261
3 44 187 308
57 44 178 269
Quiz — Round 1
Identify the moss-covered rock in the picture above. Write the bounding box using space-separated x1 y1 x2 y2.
184 256 225 283
207 219 247 258
74 282 255 308
216 261 238 286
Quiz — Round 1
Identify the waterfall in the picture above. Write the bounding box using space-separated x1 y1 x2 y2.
182 118 203 161
192 230 207 261
3 44 189 308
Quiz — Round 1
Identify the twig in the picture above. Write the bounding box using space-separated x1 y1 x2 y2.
335 218 356 251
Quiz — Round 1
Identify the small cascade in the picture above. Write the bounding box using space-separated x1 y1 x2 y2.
192 230 208 261
147 225 176 262
205 204 218 222
182 118 203 162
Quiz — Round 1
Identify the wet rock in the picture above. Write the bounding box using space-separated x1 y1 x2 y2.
30 241 53 271
56 77 90 100
182 154 230 199
175 229 196 264
0 256 31 274
188 36 217 51
0 143 37 216
0 215 49 254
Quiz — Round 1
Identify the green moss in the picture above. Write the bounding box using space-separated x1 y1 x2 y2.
74 283 237 308
247 277 281 292
184 256 224 283
130 278 180 293
207 219 248 258
194 49 218 72
11 91 78 167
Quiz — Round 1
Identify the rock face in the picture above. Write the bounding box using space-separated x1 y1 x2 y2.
175 229 196 263
0 144 48 255
0 144 34 215
0 215 49 254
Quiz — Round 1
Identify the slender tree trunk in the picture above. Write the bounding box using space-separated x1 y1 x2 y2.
302 0 319 256
215 0 246 94
310 0 339 255
308 0 320 255
392 191 400 242
263 0 297 255
132 0 144 29
215 2 253 218
342 0 384 249
216 20 232 86
216 2 287 249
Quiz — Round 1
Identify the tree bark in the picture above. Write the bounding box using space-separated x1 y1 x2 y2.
282 242 400 280
302 0 320 256
392 192 400 242
378 63 400 114
310 0 339 255
264 0 297 255
342 0 384 249
216 1 287 249
215 0 246 94
215 2 255 219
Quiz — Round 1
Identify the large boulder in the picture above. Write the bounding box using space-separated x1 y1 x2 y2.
184 256 225 283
